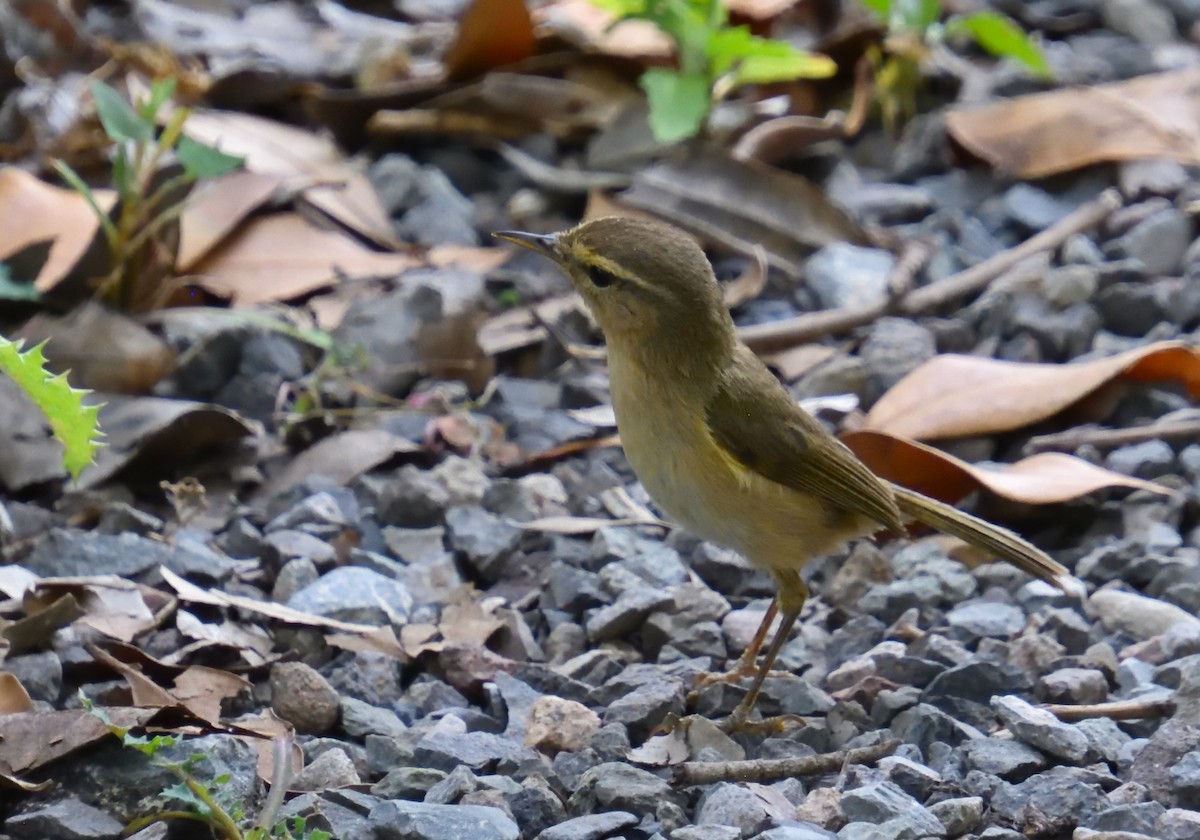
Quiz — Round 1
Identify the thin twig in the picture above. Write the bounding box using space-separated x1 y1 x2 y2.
675 738 900 785
1024 418 1200 455
1043 697 1176 722
738 189 1122 354
899 188 1122 312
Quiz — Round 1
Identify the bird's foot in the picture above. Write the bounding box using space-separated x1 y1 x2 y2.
716 710 806 736
688 667 794 707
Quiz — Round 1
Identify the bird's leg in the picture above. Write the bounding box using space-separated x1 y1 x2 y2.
694 598 778 689
719 572 808 733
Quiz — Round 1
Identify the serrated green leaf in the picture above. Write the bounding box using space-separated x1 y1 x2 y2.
161 781 213 817
590 0 646 14
0 337 104 480
640 68 711 142
177 136 243 180
90 80 154 143
949 11 1050 77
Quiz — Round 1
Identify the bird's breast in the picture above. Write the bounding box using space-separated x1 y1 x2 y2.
607 353 869 570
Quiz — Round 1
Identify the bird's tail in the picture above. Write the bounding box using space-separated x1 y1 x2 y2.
890 483 1081 595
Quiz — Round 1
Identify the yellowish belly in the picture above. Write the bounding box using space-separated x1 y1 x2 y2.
611 375 869 574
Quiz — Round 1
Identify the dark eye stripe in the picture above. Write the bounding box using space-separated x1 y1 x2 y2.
587 265 618 288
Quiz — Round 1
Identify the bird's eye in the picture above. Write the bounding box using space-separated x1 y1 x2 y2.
586 265 618 288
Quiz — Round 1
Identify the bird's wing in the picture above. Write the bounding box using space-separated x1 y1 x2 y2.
705 347 905 534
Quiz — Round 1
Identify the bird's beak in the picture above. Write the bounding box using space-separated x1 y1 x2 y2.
492 230 559 260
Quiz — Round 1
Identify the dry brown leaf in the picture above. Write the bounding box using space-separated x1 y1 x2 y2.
171 666 252 724
534 0 672 60
326 625 408 660
727 0 802 19
615 148 867 276
175 610 273 666
841 430 1171 505
445 0 535 81
0 707 156 776
417 311 495 395
190 213 420 306
864 341 1200 441
427 244 511 273
4 594 84 655
945 68 1200 178
181 110 397 246
177 170 286 270
232 710 301 784
0 674 34 714
0 168 115 291
29 576 169 642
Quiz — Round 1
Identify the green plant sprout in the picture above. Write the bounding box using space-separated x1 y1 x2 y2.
591 0 836 142
53 78 242 312
80 694 329 840
0 337 102 480
861 0 1049 132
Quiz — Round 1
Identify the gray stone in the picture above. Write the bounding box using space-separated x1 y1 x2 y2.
287 566 412 624
992 694 1090 764
961 737 1047 779
395 168 478 246
290 747 361 791
1078 716 1132 764
840 781 943 837
1102 0 1179 45
24 529 236 580
891 703 982 752
340 696 408 738
877 755 941 800
1170 751 1200 808
991 766 1107 832
929 796 982 835
414 723 536 773
671 826 742 840
568 762 675 816
1120 159 1190 200
372 767 447 800
1089 588 1200 641
925 661 1029 704
1039 667 1109 705
6 797 124 839
859 318 936 405
1110 208 1193 274
946 602 1025 640
1004 183 1075 231
1041 264 1099 307
271 662 340 734
755 825 837 840
534 811 638 840
695 782 770 836
424 765 477 805
804 243 895 311
585 588 674 642
4 651 62 702
604 678 686 740
444 506 522 582
370 801 518 840
1157 808 1200 840
1087 801 1166 834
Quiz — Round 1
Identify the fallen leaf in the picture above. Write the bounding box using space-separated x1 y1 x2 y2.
181 110 397 246
445 0 535 81
79 396 256 488
842 430 1171 505
0 168 115 291
946 68 1200 178
427 244 511 273
864 341 1200 440
518 515 661 535
0 674 34 714
0 707 156 776
722 247 767 308
615 147 867 276
4 594 84 655
177 170 286 270
534 0 672 60
30 575 170 642
191 213 420 305
417 311 495 395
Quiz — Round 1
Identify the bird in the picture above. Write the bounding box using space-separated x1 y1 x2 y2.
495 217 1076 730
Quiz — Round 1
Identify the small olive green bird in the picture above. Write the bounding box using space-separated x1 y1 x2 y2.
496 217 1075 729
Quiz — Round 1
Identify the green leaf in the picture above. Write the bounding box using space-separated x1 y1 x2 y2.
161 781 213 817
177 136 243 180
859 0 890 16
949 11 1050 77
90 80 154 143
0 338 103 480
640 68 711 142
590 0 646 14
708 27 836 84
51 160 119 248
140 77 177 122
0 265 39 302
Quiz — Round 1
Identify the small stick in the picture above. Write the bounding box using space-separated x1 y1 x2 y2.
1024 418 1200 455
675 738 900 785
738 189 1122 353
900 188 1122 313
1043 697 1176 722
